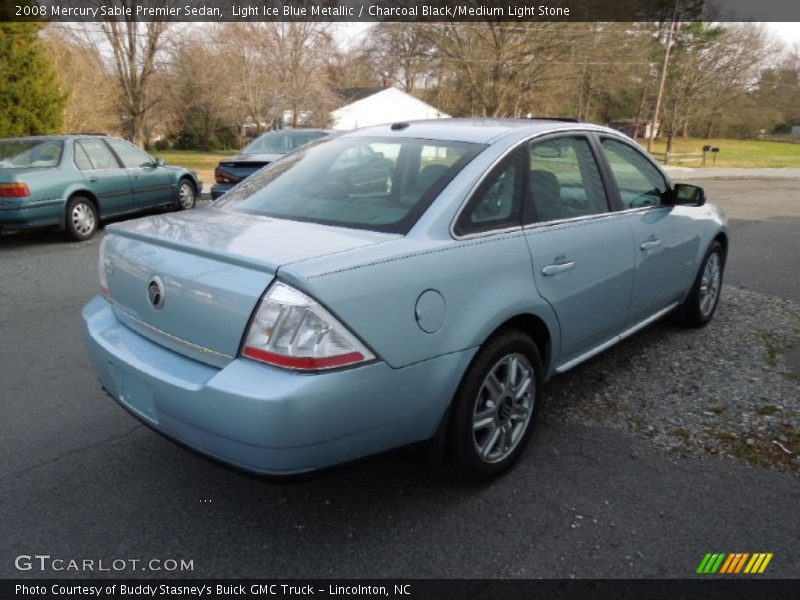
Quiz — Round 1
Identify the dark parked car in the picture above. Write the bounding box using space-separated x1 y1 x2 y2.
0 135 202 240
210 129 330 199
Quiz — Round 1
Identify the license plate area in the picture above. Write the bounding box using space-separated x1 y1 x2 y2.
109 363 159 425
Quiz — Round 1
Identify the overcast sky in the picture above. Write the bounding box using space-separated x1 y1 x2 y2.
768 22 800 46
338 22 800 48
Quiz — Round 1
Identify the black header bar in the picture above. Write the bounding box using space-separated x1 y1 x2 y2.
4 0 800 23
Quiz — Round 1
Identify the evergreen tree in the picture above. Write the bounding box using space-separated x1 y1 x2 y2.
0 23 66 137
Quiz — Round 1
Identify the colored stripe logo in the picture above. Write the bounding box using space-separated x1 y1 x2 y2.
696 552 773 574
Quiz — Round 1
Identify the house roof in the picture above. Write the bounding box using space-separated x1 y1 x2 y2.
330 87 450 131
335 87 385 106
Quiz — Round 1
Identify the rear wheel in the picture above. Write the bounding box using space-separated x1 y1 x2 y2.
677 240 725 327
65 196 98 241
448 330 542 482
175 178 196 211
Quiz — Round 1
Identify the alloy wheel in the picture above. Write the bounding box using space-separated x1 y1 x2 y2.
472 353 535 464
699 252 721 317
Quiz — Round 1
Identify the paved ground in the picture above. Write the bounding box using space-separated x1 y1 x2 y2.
1 179 798 579
665 166 800 180
698 178 800 305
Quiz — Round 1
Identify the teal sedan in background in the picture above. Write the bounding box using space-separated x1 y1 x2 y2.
0 135 202 240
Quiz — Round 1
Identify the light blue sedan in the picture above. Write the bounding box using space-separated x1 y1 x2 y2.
83 119 727 480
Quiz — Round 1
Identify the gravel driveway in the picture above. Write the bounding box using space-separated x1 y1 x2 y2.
545 285 800 475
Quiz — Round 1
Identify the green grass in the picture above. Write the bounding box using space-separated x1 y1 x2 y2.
643 137 800 168
157 150 233 186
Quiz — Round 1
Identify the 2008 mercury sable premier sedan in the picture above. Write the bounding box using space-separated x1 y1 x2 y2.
83 119 727 481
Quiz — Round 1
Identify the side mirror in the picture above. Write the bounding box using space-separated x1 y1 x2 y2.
671 183 706 206
154 157 165 167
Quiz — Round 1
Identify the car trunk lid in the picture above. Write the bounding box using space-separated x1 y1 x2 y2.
103 207 397 365
217 153 283 182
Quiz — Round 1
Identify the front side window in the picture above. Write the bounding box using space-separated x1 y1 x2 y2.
601 138 668 209
105 138 153 168
78 139 119 170
528 136 609 223
454 146 526 236
0 139 63 169
215 137 482 234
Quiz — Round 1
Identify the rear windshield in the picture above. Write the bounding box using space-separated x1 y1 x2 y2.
243 131 328 154
215 136 484 234
0 139 63 168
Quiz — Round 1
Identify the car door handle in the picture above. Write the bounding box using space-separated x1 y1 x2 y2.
88 176 99 183
542 259 575 276
640 238 662 250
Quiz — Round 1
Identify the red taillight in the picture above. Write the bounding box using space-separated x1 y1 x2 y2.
242 282 375 372
0 183 31 198
214 166 240 184
243 347 365 371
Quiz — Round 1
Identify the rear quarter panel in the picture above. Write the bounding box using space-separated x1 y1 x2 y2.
280 233 560 371
0 167 85 228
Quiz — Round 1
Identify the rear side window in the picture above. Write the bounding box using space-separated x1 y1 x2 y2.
78 139 118 170
73 142 93 171
528 136 609 223
454 146 526 236
215 137 483 234
601 138 668 208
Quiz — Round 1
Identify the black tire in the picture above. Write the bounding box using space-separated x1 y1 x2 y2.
677 240 725 328
174 178 196 211
447 329 543 482
64 196 98 241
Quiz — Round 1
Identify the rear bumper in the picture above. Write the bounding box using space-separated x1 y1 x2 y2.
209 183 232 200
0 199 63 230
82 296 473 475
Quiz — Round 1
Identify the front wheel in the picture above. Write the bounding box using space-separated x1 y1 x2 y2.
65 196 98 241
175 179 196 211
448 330 543 482
677 240 725 327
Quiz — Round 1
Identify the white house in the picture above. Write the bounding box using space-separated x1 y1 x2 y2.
331 87 450 131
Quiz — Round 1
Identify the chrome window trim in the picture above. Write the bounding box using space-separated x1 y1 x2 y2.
449 126 622 241
452 224 523 241
523 210 621 231
522 204 663 232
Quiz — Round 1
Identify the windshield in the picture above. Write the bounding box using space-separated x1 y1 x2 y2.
215 136 484 234
0 139 63 169
243 130 328 155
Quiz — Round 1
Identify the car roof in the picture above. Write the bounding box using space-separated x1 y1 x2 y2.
258 129 331 135
0 134 110 142
338 118 613 144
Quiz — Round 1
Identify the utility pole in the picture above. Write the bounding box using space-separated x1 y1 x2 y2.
648 0 680 153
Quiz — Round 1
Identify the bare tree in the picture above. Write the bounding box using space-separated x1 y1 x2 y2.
422 22 571 117
94 5 170 145
265 22 338 127
42 27 117 134
364 23 433 92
